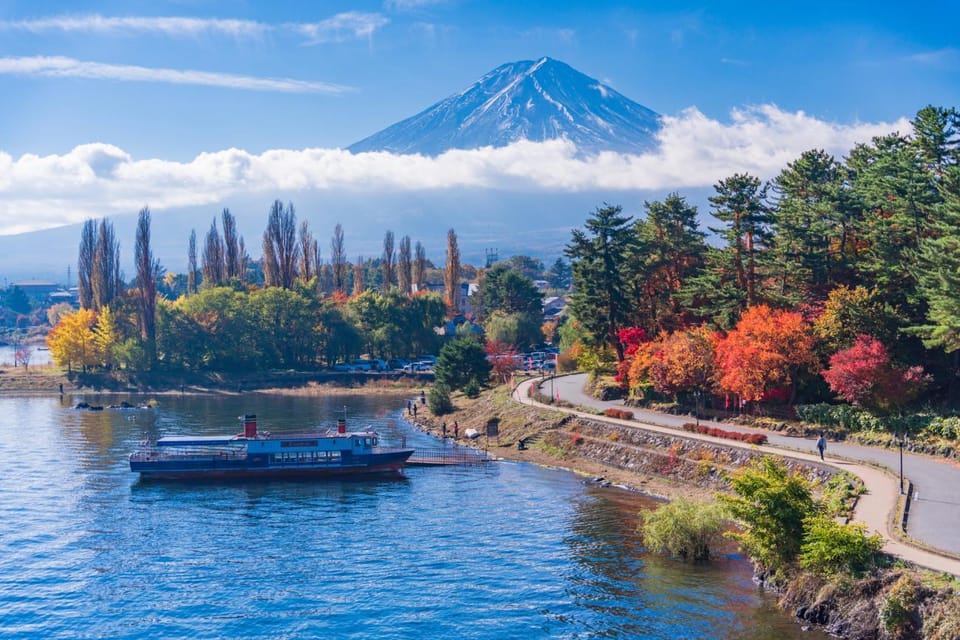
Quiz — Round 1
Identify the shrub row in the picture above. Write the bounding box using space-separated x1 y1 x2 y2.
603 408 634 420
682 423 767 445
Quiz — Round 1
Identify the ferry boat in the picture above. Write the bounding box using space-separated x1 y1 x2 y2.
129 414 414 480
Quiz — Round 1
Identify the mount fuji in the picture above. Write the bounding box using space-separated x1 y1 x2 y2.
348 57 661 156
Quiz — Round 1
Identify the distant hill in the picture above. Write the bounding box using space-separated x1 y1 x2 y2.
348 57 661 156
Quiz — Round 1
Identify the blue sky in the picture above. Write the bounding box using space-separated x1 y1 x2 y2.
0 0 957 237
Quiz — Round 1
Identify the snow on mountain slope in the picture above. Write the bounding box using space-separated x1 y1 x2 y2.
348 57 661 156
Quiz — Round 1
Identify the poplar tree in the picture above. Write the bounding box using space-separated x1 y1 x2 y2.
414 241 427 292
398 235 412 294
331 223 347 294
187 229 198 295
77 219 96 309
262 200 299 289
221 208 242 280
444 228 461 314
298 220 319 283
382 230 396 291
91 218 121 312
135 207 161 367
201 218 224 287
353 256 365 296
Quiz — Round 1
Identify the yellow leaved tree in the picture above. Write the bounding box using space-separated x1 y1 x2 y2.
47 308 98 372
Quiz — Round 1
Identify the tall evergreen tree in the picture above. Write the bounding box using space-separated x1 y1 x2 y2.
911 105 960 177
565 204 635 360
631 193 707 333
547 257 571 290
848 133 939 322
769 150 852 304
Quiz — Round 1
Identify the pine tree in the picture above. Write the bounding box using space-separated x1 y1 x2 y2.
565 204 635 360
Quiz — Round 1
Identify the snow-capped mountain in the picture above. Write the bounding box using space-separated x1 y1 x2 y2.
348 57 661 156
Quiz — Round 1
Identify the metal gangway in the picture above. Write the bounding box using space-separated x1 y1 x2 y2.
406 444 494 466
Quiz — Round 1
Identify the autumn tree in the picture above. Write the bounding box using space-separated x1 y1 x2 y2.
298 220 319 284
647 327 717 399
714 305 816 404
47 308 98 372
444 228 461 314
92 306 122 368
822 335 929 415
352 256 365 297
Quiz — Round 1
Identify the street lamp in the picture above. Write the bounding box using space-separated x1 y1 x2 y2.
897 432 907 495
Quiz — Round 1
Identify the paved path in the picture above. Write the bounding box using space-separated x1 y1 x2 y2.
518 374 960 577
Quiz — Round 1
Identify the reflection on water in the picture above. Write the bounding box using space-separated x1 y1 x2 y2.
0 393 827 639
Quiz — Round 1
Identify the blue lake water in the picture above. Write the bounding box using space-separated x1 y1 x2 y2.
0 393 826 639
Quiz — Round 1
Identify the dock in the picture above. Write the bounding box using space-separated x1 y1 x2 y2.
406 445 494 466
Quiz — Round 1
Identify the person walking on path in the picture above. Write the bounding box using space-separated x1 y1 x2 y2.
453 421 459 440
816 433 827 460
441 422 447 440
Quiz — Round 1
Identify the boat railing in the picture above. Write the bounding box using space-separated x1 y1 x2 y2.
407 445 493 465
130 446 247 462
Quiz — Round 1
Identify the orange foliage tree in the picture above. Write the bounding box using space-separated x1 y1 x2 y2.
647 326 718 398
714 305 816 403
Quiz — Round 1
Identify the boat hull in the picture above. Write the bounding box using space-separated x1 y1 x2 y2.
131 449 414 481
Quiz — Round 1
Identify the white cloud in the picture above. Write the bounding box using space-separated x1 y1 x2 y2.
293 12 389 45
0 56 351 94
385 0 447 10
0 15 271 39
0 105 910 235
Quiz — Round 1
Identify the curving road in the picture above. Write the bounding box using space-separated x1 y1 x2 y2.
518 373 960 576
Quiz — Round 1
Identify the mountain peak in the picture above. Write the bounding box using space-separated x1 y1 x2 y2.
348 57 660 156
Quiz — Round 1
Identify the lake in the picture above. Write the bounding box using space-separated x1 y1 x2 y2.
0 392 826 639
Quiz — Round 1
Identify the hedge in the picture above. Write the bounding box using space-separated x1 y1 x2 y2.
682 423 767 445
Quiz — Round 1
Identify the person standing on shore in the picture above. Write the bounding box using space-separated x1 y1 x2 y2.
816 433 827 461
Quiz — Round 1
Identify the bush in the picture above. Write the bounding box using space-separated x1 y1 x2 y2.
799 514 883 577
640 498 728 563
603 408 633 420
463 378 481 399
880 575 920 638
428 383 454 415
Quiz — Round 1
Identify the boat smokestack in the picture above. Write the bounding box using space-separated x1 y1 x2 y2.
243 414 258 438
337 417 346 434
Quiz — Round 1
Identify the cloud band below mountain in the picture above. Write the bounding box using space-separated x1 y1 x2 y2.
0 104 909 235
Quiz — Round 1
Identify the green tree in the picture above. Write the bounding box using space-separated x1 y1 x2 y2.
630 193 707 333
483 310 542 350
718 457 816 572
769 149 854 304
428 382 454 415
434 337 492 391
547 257 571 290
680 174 772 327
566 204 635 360
473 264 543 321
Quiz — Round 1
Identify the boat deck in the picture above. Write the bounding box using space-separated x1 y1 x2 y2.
407 445 493 466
